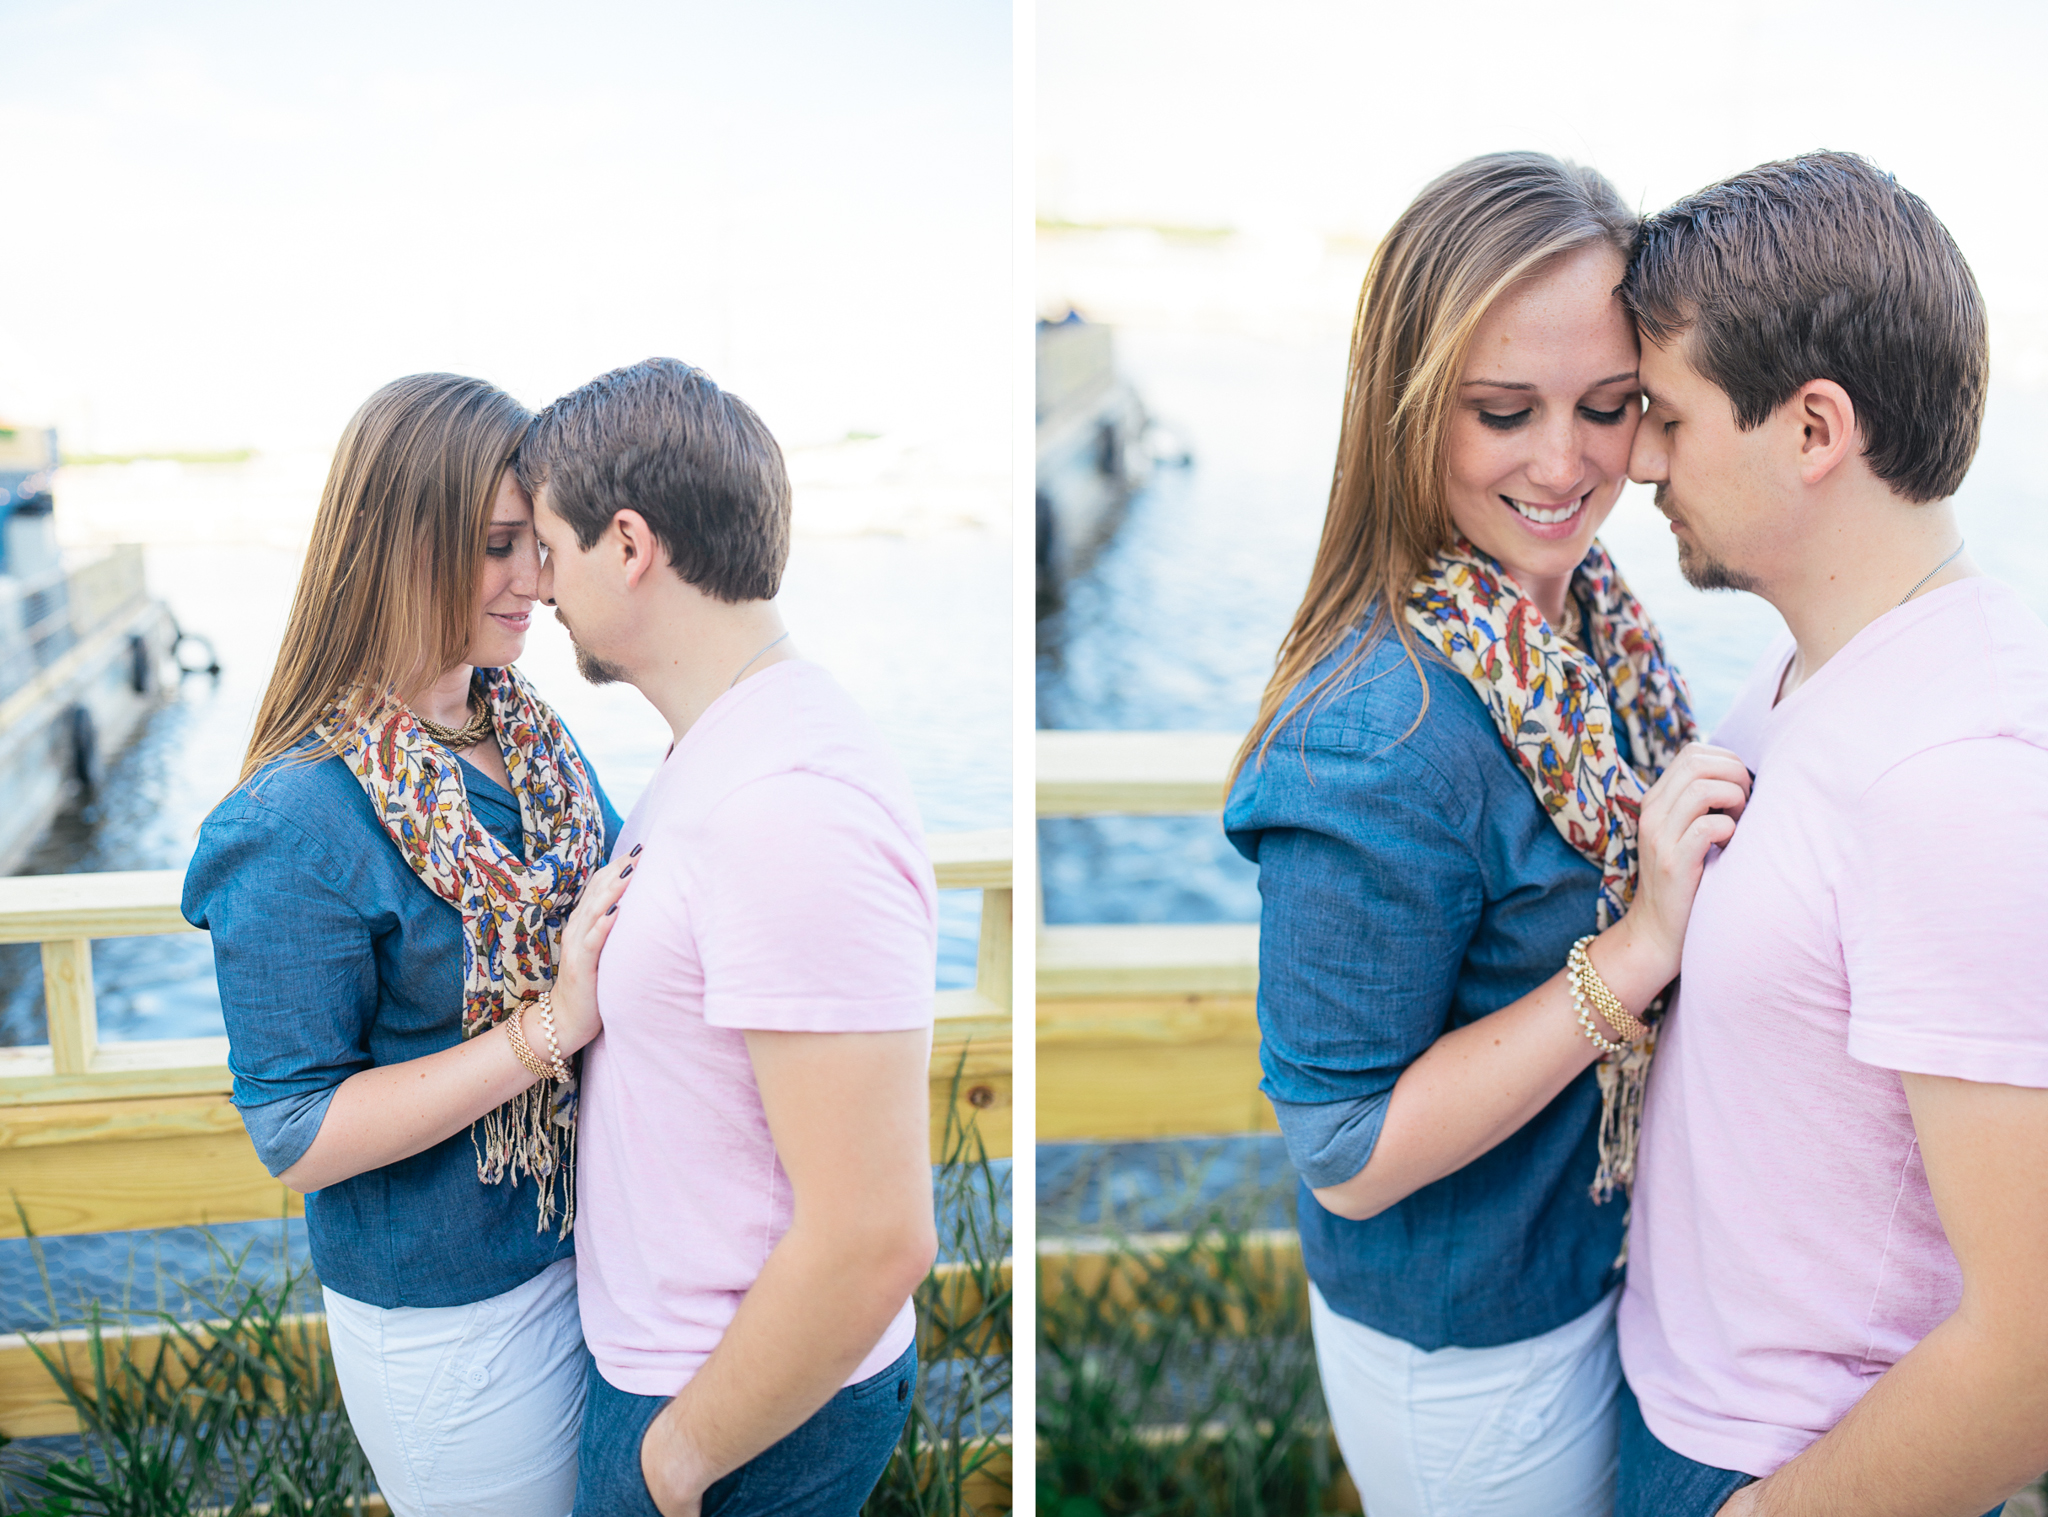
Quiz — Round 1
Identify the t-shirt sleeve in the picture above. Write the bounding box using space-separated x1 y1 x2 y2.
693 770 937 1033
182 802 380 1175
1842 735 2048 1086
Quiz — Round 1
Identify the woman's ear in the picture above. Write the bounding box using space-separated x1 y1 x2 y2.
1795 379 1859 486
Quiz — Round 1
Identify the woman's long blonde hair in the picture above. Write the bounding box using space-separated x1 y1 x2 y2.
232 373 532 794
1233 152 1635 784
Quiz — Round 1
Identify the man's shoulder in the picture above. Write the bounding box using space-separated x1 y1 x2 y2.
1866 578 2048 763
660 661 922 842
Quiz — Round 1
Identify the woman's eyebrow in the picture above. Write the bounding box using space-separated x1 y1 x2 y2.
1460 370 1640 391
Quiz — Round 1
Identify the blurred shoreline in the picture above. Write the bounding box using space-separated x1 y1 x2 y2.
50 430 1010 554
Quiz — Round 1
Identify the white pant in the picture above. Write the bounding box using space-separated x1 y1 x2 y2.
324 1257 586 1517
1310 1281 1620 1517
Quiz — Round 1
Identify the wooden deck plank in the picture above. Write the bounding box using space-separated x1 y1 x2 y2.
1037 922 1258 998
1037 993 1271 1143
1036 730 1241 816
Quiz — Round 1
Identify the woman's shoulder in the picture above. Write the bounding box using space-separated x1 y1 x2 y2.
1268 625 1503 766
212 744 365 822
194 745 379 875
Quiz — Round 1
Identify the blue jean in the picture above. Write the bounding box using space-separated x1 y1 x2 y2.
1618 1382 2004 1517
574 1344 916 1516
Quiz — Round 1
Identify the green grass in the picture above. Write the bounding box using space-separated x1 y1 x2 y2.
0 1227 369 1515
1038 1149 1338 1517
1037 1216 1336 1517
866 1075 1014 1515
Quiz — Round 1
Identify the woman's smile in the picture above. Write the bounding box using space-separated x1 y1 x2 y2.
1501 492 1590 536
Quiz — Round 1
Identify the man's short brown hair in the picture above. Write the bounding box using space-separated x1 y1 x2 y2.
1621 151 1987 503
516 357 791 602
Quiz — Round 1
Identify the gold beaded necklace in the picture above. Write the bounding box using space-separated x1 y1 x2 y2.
415 679 496 751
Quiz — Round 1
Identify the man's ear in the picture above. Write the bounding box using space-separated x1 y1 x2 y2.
1793 379 1859 487
610 509 667 591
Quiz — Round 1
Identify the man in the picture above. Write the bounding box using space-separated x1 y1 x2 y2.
516 358 939 1517
1615 152 2048 1517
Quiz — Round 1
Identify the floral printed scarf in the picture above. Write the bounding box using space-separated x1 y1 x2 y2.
318 664 607 1235
1406 537 1696 1200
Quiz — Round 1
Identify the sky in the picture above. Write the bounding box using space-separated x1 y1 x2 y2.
0 0 1011 457
1037 0 2048 330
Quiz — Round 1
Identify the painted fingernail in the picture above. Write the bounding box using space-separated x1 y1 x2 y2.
605 904 617 915
629 844 644 857
621 865 634 878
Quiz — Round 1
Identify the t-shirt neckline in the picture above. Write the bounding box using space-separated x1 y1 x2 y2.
1767 577 1984 716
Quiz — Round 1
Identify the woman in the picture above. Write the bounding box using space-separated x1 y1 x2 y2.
183 373 634 1517
1223 153 1751 1515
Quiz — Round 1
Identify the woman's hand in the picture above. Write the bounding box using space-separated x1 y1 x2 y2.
545 844 641 1055
1619 742 1751 980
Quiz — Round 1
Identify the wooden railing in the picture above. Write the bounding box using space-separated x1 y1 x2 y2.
0 832 1013 1450
1036 731 1267 1143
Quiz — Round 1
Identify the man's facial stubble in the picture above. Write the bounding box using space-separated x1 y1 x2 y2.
554 607 631 686
1658 484 1764 594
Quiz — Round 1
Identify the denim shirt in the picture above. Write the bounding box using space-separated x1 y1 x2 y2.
182 736 620 1309
1224 624 1627 1351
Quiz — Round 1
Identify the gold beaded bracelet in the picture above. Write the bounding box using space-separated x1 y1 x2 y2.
1567 934 1646 1051
533 990 571 1083
503 1001 554 1082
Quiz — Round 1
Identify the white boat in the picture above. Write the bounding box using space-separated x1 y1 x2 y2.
0 422 183 874
1035 316 1154 607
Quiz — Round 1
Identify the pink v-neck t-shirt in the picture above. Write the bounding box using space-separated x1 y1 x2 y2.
575 660 937 1396
1618 578 2048 1477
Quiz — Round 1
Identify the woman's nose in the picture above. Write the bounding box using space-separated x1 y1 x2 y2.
1526 423 1583 494
510 539 542 598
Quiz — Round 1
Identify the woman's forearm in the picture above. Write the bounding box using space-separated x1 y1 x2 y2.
1311 921 1670 1221
277 1021 540 1192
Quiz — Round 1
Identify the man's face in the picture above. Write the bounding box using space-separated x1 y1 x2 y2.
532 490 632 686
1629 336 1780 595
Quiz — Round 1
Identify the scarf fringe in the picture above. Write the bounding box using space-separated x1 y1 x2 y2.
468 1070 579 1239
1592 1031 1654 1205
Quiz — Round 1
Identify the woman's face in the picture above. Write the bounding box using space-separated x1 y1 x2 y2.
464 471 541 670
1443 242 1642 611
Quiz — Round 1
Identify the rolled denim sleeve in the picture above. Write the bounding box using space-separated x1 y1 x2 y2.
1269 1091 1394 1189
182 802 378 1177
1230 734 1486 1187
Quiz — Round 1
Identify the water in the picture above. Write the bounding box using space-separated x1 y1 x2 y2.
2 521 1011 1332
1036 323 2048 1216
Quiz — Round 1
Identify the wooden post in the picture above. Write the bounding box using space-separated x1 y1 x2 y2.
977 888 1012 1011
40 939 97 1077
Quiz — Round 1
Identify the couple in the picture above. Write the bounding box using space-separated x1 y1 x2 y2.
1226 151 2048 1516
183 359 940 1516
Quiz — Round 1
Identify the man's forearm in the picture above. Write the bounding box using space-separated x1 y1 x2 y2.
639 1215 929 1509
1728 1310 2048 1517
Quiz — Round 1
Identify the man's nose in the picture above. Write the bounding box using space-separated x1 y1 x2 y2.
1629 422 1667 486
